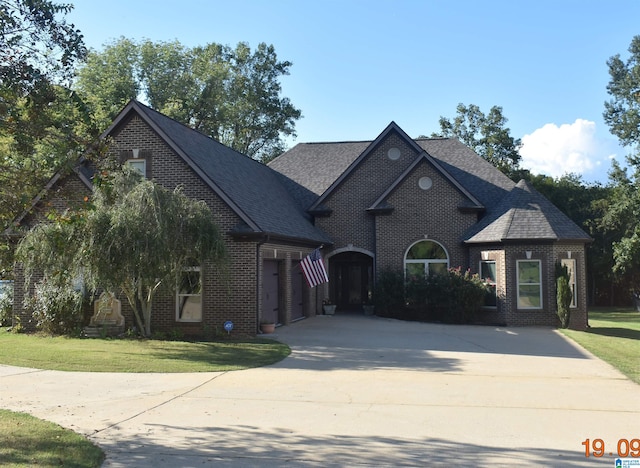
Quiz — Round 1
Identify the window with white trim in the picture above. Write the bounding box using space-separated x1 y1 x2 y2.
561 258 577 308
517 260 542 309
405 240 449 279
480 260 497 307
126 159 146 177
176 266 202 322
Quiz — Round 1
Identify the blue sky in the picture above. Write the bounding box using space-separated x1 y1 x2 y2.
67 0 640 183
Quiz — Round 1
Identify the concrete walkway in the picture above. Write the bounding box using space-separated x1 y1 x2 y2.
1 314 638 467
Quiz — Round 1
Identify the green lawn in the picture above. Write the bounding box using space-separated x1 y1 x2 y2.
561 307 640 385
0 328 290 372
0 409 104 467
0 329 290 466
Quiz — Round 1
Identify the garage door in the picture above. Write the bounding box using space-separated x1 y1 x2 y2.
291 262 304 321
262 260 279 324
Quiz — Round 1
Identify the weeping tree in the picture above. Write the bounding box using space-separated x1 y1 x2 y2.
17 167 227 337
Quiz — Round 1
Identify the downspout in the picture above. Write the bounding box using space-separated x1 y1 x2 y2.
255 234 270 334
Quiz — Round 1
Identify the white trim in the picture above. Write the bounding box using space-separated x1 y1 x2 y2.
126 158 146 177
325 246 375 261
479 260 497 308
404 239 450 278
516 259 542 309
561 258 577 308
176 266 202 322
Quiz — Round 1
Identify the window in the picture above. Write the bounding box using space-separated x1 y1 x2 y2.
405 240 449 278
517 260 542 309
561 258 577 308
480 260 497 307
176 267 202 322
126 159 146 177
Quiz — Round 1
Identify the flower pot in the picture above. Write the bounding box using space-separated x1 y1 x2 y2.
363 305 375 316
260 323 275 334
322 304 336 315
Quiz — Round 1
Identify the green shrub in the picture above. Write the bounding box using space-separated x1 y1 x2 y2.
25 279 85 335
375 267 488 324
373 269 406 315
556 262 572 328
0 283 12 327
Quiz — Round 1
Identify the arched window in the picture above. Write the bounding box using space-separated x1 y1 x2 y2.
404 240 449 278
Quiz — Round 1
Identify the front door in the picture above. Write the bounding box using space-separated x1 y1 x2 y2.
330 252 373 311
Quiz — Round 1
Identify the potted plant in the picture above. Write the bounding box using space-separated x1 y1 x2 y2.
322 299 336 315
363 302 375 316
260 320 276 334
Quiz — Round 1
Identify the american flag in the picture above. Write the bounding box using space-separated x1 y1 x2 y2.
300 248 328 288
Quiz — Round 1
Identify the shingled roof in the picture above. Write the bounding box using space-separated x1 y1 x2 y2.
270 130 515 211
464 179 592 243
270 124 590 245
105 101 331 246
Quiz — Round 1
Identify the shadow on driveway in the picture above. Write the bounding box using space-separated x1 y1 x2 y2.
270 314 591 372
101 423 597 467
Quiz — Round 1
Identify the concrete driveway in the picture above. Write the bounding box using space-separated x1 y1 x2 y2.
1 314 638 467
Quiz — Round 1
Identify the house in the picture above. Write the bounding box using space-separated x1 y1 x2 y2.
11 100 591 334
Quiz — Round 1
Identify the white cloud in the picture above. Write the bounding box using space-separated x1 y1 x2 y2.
519 119 610 180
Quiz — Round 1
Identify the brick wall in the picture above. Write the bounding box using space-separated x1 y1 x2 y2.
376 160 477 272
108 115 261 335
317 132 420 254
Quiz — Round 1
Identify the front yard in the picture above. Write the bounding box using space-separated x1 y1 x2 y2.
561 307 640 385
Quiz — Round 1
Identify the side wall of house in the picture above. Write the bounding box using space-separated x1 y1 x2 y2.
504 243 589 329
110 114 259 335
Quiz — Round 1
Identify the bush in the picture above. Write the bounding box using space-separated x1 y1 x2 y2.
25 279 85 335
556 262 572 328
373 269 406 315
0 282 12 327
375 267 489 324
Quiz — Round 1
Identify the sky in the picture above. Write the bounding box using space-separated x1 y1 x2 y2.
66 0 640 184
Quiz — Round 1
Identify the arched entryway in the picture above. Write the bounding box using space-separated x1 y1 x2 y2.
329 251 373 312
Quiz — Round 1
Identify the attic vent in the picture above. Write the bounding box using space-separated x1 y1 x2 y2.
387 147 401 161
419 177 433 190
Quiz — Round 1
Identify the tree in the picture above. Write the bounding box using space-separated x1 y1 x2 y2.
75 39 301 162
16 166 227 337
431 103 522 176
0 0 86 93
603 35 640 151
601 35 640 298
0 0 90 272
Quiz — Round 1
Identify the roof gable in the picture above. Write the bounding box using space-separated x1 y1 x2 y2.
368 152 484 212
106 100 330 245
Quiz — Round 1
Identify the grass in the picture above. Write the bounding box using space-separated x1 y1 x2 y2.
0 328 290 372
0 329 290 466
0 409 104 467
561 307 640 385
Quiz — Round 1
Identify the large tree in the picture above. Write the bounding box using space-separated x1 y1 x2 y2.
431 103 522 177
603 35 640 152
0 0 85 93
0 0 90 272
600 35 640 297
17 167 227 337
75 38 301 162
